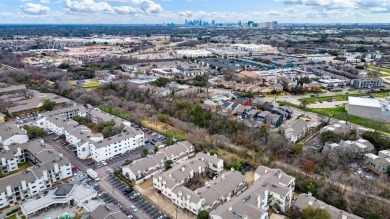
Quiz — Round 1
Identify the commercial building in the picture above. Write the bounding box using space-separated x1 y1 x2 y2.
36 106 144 162
0 139 73 209
347 97 390 123
293 193 363 219
90 203 127 219
21 184 101 217
176 50 213 58
122 141 195 184
364 149 390 174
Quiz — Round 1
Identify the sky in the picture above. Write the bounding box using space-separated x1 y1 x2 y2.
0 0 389 24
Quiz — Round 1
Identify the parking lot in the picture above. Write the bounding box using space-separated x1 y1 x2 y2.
97 189 135 218
106 174 164 219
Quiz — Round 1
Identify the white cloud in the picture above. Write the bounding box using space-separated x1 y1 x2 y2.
65 0 114 13
113 6 141 14
40 0 50 3
20 3 50 15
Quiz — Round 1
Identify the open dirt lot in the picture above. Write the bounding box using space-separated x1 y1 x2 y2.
136 178 196 219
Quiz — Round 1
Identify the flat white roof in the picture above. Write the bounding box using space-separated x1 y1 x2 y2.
348 96 382 108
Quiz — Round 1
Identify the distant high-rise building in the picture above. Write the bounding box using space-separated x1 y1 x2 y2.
272 21 278 28
185 19 188 25
238 21 242 27
247 21 254 27
212 20 215 26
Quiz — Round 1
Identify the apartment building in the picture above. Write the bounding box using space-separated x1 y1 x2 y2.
153 153 231 214
210 180 270 219
122 141 195 184
0 123 29 146
293 193 363 219
254 166 295 212
364 149 390 174
351 78 383 88
0 140 72 209
0 85 27 96
40 105 87 119
36 106 144 162
324 139 374 155
209 165 295 219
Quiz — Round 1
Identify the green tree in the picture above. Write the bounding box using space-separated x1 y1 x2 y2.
141 148 148 157
320 130 340 144
197 210 209 219
42 99 56 111
301 206 331 219
23 125 46 139
58 63 70 69
165 160 173 169
362 131 390 150
158 114 169 123
152 77 170 87
307 182 316 194
154 146 159 153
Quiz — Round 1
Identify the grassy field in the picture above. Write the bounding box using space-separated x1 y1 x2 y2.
299 91 389 104
68 78 100 90
278 101 390 134
0 161 33 178
141 119 186 141
97 105 131 121
368 65 390 74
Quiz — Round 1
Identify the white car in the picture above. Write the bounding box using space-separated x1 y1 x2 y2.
100 161 107 166
130 205 137 212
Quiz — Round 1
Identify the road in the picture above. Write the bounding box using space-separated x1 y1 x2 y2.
45 136 151 219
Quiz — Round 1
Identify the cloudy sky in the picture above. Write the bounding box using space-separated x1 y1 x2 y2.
0 0 389 24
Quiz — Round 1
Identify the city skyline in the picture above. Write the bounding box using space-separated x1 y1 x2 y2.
0 0 389 24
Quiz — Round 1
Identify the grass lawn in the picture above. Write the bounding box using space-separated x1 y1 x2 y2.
141 119 186 141
278 101 390 133
97 105 186 141
0 161 33 178
6 215 17 219
97 105 131 121
68 78 100 90
114 171 132 187
368 65 390 74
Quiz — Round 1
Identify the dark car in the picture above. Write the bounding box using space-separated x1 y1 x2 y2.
86 161 96 165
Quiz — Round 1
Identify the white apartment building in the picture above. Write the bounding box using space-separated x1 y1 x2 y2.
153 153 229 214
0 123 29 146
122 141 195 184
210 180 270 219
324 139 374 155
254 166 295 212
0 140 72 209
36 106 144 162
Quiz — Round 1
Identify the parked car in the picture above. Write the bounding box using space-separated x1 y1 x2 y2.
100 160 107 166
130 205 137 212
